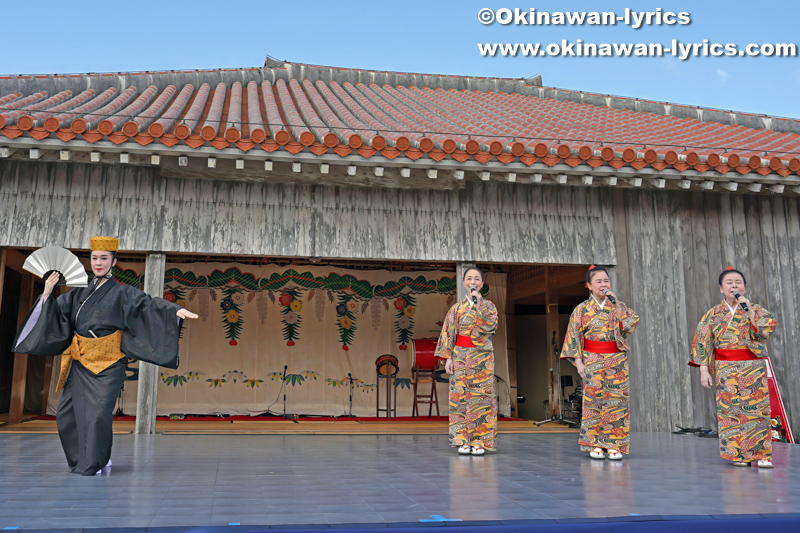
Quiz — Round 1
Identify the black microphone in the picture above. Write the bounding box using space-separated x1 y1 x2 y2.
603 288 616 305
470 285 477 304
733 292 749 312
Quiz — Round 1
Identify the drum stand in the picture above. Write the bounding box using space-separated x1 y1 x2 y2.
411 366 440 418
376 363 397 418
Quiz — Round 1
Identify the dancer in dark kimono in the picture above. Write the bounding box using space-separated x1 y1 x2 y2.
14 236 197 476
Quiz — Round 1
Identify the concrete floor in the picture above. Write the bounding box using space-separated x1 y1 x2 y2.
0 431 798 529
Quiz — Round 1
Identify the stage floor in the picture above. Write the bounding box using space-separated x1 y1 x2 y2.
0 431 798 530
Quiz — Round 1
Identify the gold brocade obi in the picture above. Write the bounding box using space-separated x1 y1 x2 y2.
57 331 124 391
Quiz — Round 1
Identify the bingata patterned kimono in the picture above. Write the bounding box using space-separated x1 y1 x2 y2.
435 296 498 451
560 297 640 454
690 301 777 462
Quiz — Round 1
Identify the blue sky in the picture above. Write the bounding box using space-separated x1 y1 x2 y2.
2 1 798 118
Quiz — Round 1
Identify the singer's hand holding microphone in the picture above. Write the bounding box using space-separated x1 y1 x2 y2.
733 291 753 314
734 291 748 311
469 285 482 304
602 288 617 305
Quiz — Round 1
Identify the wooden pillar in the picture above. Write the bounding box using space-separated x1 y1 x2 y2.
455 262 476 303
505 297 518 417
9 273 35 425
544 268 560 418
0 248 6 316
39 284 63 416
135 252 165 435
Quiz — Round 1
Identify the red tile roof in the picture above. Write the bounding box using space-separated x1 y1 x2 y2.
1 61 800 178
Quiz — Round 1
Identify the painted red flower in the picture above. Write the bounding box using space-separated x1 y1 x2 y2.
342 345 349 351
163 292 176 302
287 340 295 346
399 344 407 351
229 340 237 346
394 297 406 310
279 293 292 306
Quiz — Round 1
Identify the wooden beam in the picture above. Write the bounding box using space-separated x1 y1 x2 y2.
506 264 587 301
136 252 166 435
9 273 35 425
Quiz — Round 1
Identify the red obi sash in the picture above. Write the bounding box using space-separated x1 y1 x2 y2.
583 339 618 354
455 335 476 348
715 348 758 361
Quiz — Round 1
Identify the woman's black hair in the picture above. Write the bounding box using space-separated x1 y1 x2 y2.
462 266 484 280
586 265 609 284
719 267 746 286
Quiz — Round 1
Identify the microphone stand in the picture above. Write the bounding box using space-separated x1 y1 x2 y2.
282 365 298 419
536 330 577 427
340 373 356 417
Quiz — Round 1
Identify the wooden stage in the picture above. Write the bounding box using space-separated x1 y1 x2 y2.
0 416 578 435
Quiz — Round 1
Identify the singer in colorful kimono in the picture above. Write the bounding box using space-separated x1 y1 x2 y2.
13 237 198 476
690 267 778 468
560 265 640 460
435 267 498 455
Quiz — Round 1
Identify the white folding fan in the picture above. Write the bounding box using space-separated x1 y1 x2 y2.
23 246 89 287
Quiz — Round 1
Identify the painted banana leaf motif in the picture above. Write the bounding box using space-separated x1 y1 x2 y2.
222 370 247 383
394 377 412 389
160 373 188 387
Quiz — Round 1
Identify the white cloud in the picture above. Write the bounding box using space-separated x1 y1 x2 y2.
716 68 729 85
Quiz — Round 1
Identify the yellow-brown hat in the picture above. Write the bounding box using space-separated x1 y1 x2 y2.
90 236 119 252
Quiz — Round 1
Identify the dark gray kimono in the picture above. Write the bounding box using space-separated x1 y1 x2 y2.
14 278 182 476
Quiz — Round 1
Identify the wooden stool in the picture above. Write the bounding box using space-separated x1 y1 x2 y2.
375 354 398 418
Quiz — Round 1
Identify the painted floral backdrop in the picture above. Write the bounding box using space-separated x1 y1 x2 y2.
46 262 509 417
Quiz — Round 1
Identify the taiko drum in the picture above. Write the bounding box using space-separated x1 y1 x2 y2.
410 338 442 371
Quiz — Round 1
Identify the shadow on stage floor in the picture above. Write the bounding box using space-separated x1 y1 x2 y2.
0 431 797 531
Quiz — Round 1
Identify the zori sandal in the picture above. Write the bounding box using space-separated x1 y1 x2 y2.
589 447 606 460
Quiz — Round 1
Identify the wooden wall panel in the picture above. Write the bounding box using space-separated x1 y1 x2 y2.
0 162 614 265
613 188 800 433
3 160 798 433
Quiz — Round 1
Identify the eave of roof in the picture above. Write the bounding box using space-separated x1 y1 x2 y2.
1 61 800 194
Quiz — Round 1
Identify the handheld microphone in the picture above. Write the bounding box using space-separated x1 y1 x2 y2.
470 285 477 304
733 292 749 312
603 288 616 305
